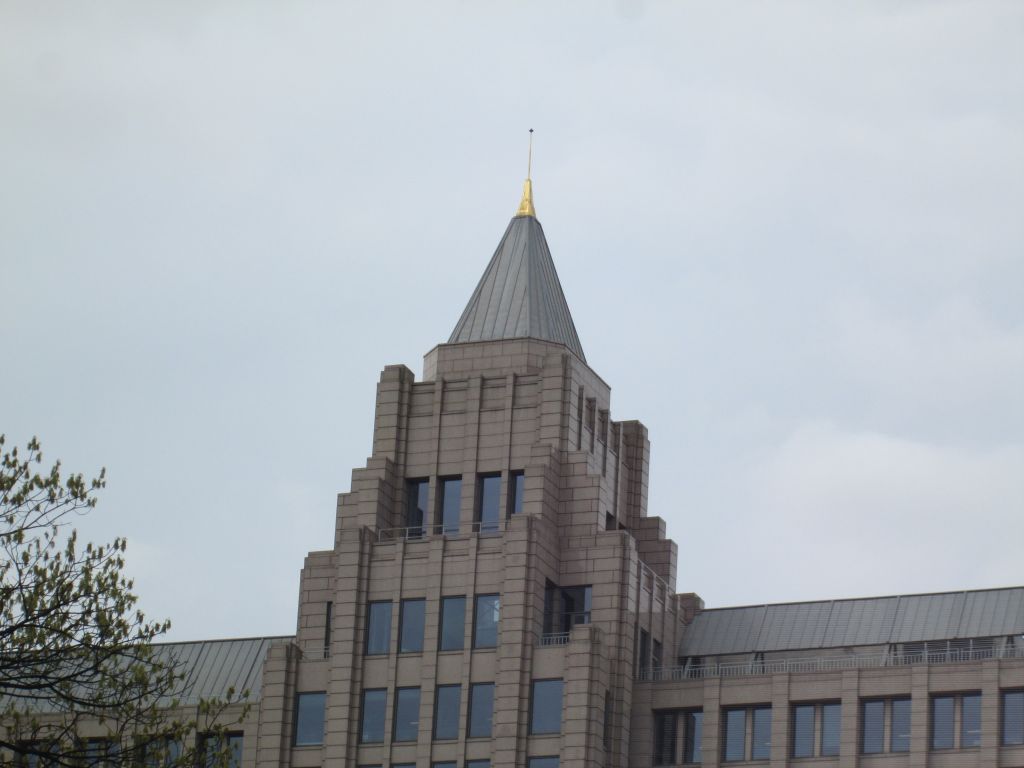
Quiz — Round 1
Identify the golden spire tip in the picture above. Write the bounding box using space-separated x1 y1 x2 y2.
516 129 536 217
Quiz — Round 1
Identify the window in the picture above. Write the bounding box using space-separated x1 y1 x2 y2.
438 477 461 534
931 692 981 750
860 697 910 754
528 758 559 768
477 474 501 531
684 710 703 764
791 702 839 758
474 594 500 648
393 687 420 742
360 689 386 743
653 639 663 670
399 598 425 653
544 583 592 633
603 690 613 751
467 761 491 768
638 629 650 675
199 734 242 768
141 739 181 768
433 684 461 740
1004 689 1024 746
530 679 564 735
433 763 457 768
365 601 391 655
405 479 428 537
82 739 116 767
468 682 495 738
509 471 525 515
439 595 466 651
653 711 677 765
722 706 771 762
294 692 326 746
323 601 332 659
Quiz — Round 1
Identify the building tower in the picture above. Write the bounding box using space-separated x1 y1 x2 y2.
258 175 685 768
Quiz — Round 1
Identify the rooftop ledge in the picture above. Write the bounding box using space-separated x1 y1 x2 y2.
639 645 1024 683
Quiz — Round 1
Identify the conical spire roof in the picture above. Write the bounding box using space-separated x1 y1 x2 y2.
448 195 585 361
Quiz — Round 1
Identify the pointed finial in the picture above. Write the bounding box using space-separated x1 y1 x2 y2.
516 129 536 217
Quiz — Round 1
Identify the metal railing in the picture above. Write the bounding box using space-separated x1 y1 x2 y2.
377 519 508 542
639 644 1024 683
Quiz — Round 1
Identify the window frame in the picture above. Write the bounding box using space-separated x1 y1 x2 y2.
1003 688 1024 746
468 682 495 739
473 593 500 649
398 598 426 654
437 476 462 535
364 601 392 656
476 473 502 532
293 691 326 747
359 688 387 744
392 686 421 743
721 705 771 762
439 595 466 651
529 679 565 736
433 684 461 741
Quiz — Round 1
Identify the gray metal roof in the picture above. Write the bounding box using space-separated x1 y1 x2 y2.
154 635 291 703
448 214 586 361
679 587 1024 657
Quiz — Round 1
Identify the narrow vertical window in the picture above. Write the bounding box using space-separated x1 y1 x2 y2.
653 711 676 765
473 594 500 648
509 471 525 516
433 685 461 741
438 477 461 534
861 700 884 754
792 705 814 758
638 629 650 675
603 690 612 751
365 601 391 655
468 683 495 738
392 687 420 743
399 598 425 653
751 707 771 760
821 703 841 757
323 601 332 659
405 479 429 537
684 710 703 764
891 698 911 752
439 595 466 651
530 679 564 735
360 689 386 743
722 709 746 761
476 474 501 532
294 692 326 746
931 696 955 750
961 693 981 747
1004 690 1024 746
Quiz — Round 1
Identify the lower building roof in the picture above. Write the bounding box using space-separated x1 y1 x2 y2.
678 586 1024 657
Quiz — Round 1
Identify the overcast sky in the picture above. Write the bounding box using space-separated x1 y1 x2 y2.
2 1 1022 641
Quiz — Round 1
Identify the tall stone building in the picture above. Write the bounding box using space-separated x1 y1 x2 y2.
144 179 1024 767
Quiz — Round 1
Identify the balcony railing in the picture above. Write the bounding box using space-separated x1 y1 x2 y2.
639 644 1024 682
377 519 508 543
539 632 571 647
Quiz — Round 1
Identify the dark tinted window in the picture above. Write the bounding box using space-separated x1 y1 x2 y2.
393 687 420 742
294 692 326 746
477 475 501 532
1005 690 1024 746
468 683 495 738
527 757 559 768
932 696 955 749
638 629 650 674
365 602 391 655
433 763 457 768
530 679 564 735
474 594 500 648
467 762 491 768
862 700 884 754
751 707 771 760
406 479 428 536
961 693 981 747
439 596 466 651
360 689 386 743
439 477 461 534
653 711 676 765
891 698 911 752
722 709 745 761
684 711 702 764
821 703 841 757
433 684 461 741
510 471 525 515
792 705 814 758
399 599 425 653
